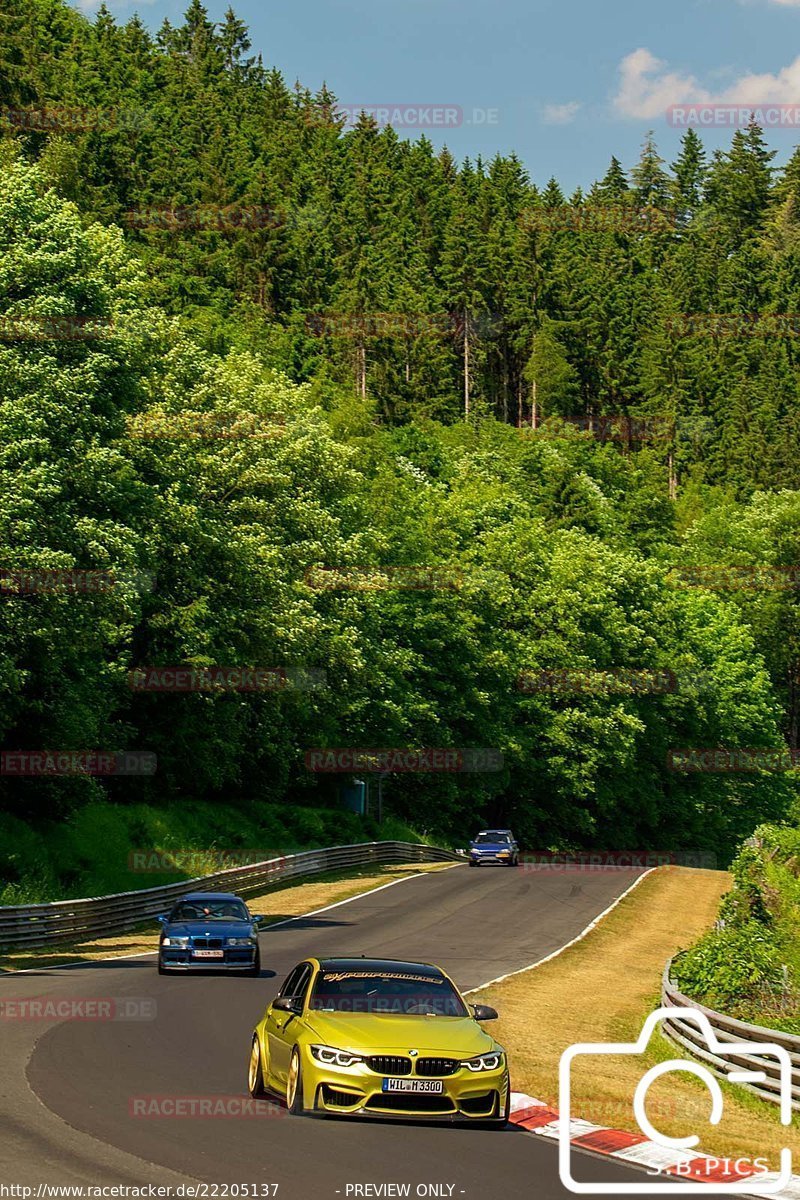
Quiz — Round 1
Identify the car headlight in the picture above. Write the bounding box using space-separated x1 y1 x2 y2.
461 1051 505 1072
498 850 510 856
310 1044 364 1068
226 937 256 946
162 936 189 947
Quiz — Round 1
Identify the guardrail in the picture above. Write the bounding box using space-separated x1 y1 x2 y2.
661 958 800 1110
0 841 461 951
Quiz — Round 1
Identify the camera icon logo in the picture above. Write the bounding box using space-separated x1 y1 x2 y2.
559 1006 793 1194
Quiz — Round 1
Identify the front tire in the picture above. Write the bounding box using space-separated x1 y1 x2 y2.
248 1035 266 1098
247 947 261 977
469 860 478 868
286 1048 305 1115
157 955 168 975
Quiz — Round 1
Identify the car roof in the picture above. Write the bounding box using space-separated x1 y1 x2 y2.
176 892 244 902
317 957 445 978
477 829 512 836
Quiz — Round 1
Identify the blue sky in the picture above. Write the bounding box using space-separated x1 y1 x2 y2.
76 0 800 192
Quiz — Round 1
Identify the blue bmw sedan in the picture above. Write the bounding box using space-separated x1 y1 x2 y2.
157 892 263 975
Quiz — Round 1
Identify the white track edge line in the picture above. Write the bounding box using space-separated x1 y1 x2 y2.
464 867 656 995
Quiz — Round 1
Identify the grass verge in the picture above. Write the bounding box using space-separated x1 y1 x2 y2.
0 861 453 973
470 866 800 1171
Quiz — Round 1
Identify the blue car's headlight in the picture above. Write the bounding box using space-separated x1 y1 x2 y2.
162 936 190 947
460 1051 505 1072
310 1044 364 1068
226 937 256 946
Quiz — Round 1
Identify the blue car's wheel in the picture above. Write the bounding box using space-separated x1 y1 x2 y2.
248 1035 266 1098
157 954 169 975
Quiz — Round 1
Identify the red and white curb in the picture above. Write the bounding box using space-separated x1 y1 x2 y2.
508 1091 800 1198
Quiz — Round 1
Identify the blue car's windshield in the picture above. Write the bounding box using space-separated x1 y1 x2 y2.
309 969 468 1017
474 832 510 844
169 900 249 922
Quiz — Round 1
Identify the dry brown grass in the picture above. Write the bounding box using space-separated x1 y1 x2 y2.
471 866 800 1170
0 861 453 973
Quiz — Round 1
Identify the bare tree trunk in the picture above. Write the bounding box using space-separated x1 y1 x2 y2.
789 662 799 753
355 341 367 398
531 376 537 428
668 451 677 501
517 379 523 428
501 357 509 424
463 312 470 419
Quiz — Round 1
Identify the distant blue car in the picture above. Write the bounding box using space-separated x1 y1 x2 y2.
468 829 519 867
156 891 263 975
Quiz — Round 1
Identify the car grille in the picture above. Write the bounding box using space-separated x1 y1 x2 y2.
459 1092 498 1117
366 1094 455 1114
321 1085 363 1108
366 1055 412 1076
416 1057 460 1077
191 938 223 949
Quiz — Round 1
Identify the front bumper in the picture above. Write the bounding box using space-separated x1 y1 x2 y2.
469 853 512 865
307 1057 510 1121
160 948 257 970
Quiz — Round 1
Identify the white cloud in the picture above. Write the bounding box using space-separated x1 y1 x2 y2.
613 46 800 118
541 101 582 126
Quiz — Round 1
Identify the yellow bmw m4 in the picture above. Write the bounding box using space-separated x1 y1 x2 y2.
247 957 510 1125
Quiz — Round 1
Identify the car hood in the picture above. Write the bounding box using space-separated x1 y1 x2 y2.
302 1012 498 1056
163 921 257 937
471 842 510 851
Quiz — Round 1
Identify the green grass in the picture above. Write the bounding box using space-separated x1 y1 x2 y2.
0 801 430 905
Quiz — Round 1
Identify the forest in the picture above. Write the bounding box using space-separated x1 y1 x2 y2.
2 0 800 898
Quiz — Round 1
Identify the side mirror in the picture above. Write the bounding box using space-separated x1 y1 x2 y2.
273 996 302 1014
471 1003 498 1022
252 915 264 925
156 914 169 925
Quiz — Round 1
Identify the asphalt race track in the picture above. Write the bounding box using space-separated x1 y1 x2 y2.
0 863 680 1199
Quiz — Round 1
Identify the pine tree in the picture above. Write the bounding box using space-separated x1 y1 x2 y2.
631 132 670 209
671 129 707 214
595 156 629 203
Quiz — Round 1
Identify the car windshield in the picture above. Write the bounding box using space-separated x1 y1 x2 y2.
474 833 509 844
309 969 468 1017
169 899 249 922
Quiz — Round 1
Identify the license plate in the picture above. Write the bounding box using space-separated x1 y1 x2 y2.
382 1078 443 1094
193 949 224 958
